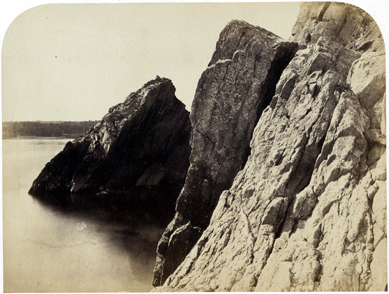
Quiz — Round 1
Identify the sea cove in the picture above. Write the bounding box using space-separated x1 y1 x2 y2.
3 138 162 292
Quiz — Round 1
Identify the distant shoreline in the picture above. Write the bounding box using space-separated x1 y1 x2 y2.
3 136 77 140
3 121 98 139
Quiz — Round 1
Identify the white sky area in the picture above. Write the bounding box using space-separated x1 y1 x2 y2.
1 0 388 122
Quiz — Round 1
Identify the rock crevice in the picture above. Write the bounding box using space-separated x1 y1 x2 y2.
153 3 386 291
152 20 298 287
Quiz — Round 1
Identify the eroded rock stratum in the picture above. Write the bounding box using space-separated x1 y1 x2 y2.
154 2 386 291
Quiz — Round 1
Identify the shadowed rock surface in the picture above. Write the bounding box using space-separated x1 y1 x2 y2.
153 3 386 291
152 20 298 286
29 77 191 223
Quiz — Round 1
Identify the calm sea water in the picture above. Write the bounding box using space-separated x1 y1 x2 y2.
3 138 163 292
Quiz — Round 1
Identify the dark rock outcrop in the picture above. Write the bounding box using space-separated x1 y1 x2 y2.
153 3 386 292
152 20 298 286
29 77 191 223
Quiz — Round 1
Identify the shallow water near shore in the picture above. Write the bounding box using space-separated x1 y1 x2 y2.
3 138 163 292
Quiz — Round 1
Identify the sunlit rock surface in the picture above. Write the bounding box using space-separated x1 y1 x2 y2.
154 2 386 291
152 20 298 286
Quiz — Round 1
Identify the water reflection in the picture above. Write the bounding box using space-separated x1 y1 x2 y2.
30 190 167 289
3 139 165 292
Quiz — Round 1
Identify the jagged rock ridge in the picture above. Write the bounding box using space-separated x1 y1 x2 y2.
29 77 191 223
153 2 386 291
152 20 298 286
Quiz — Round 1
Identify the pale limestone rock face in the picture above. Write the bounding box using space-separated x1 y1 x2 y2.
290 2 383 52
373 180 387 234
347 53 385 111
152 20 298 286
369 238 387 291
153 2 386 291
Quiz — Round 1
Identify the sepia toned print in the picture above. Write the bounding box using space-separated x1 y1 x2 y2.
2 1 386 292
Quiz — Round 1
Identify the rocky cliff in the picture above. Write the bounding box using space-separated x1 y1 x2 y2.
153 2 386 291
152 20 298 286
29 77 191 223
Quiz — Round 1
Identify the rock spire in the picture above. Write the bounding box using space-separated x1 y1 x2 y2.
29 77 191 223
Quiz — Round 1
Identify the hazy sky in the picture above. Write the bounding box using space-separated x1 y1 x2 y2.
3 2 303 121
1 1 387 122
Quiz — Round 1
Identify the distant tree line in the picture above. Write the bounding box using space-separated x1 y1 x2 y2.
3 121 98 139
